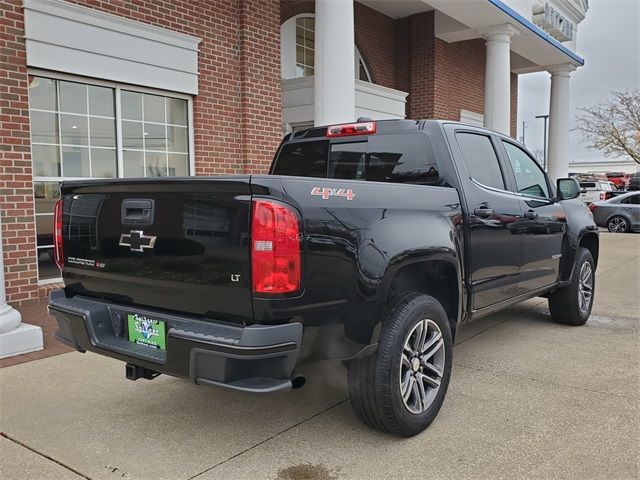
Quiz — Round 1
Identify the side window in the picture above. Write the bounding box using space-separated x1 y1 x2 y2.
455 133 505 190
502 142 550 198
621 194 640 205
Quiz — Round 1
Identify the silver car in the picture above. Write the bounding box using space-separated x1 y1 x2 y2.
590 192 640 233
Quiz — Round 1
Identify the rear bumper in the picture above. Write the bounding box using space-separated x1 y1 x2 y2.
48 289 302 393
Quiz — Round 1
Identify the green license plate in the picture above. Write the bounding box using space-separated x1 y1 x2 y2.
127 313 167 350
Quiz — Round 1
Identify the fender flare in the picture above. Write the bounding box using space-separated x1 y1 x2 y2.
365 249 463 344
559 227 599 285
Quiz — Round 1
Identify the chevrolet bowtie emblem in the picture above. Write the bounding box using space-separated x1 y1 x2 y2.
119 230 157 252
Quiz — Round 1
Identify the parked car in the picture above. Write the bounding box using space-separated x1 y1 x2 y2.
48 119 599 437
580 180 613 204
605 172 627 191
590 192 640 233
628 172 640 191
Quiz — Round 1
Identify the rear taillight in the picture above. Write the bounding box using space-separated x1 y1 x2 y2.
53 199 64 269
251 200 301 294
599 192 606 200
326 121 376 137
589 203 598 212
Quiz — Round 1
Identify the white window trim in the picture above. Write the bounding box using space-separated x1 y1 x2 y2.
460 109 485 127
29 69 195 285
280 14 372 82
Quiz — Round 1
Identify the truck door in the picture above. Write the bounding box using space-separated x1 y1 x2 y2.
447 128 524 310
498 139 566 293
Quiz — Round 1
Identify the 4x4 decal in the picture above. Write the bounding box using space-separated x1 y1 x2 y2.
310 187 356 201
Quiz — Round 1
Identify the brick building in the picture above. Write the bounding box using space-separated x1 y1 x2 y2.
1 0 588 306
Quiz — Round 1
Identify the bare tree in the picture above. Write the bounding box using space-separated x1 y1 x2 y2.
576 90 640 165
531 148 544 163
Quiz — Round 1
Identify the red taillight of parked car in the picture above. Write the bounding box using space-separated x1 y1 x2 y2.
251 200 301 294
599 192 606 200
53 199 64 269
589 203 598 213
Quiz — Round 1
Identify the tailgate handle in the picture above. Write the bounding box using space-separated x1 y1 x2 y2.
121 199 155 226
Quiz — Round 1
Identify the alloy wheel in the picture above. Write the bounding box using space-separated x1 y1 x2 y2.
577 262 593 314
608 217 627 233
399 319 445 415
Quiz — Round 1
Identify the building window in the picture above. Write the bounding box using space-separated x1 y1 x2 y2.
28 74 192 282
281 14 372 82
295 17 315 78
121 91 189 177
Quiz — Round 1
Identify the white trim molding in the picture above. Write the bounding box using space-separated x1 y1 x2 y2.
23 0 201 95
282 76 408 127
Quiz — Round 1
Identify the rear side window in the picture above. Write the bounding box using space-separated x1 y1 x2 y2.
272 134 440 185
272 141 329 178
580 182 596 189
455 133 505 190
621 194 640 205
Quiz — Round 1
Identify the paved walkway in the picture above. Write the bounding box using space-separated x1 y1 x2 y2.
1 232 638 480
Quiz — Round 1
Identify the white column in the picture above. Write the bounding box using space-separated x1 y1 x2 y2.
0 217 43 359
482 25 518 136
547 64 576 181
314 0 355 126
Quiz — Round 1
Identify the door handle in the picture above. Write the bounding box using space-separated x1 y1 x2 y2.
473 207 494 219
121 199 155 226
523 210 538 220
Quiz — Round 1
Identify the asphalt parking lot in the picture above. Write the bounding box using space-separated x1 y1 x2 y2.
1 232 638 480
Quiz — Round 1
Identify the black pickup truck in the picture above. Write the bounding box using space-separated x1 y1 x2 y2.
49 119 599 437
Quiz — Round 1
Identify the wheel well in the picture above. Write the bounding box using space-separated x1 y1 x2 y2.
388 260 459 335
579 233 599 268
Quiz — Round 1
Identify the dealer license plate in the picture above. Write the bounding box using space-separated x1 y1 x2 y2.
127 313 167 350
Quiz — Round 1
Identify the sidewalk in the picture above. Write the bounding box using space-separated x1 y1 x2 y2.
1 232 638 480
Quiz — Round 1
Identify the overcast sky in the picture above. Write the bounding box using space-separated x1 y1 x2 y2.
517 0 640 163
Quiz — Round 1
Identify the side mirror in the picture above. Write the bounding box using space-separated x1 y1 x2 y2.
557 178 581 200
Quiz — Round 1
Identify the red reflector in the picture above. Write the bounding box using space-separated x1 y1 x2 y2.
326 121 376 137
251 200 301 294
53 199 64 269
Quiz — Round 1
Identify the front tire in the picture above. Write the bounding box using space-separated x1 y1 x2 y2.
548 247 595 326
607 215 630 233
347 293 453 437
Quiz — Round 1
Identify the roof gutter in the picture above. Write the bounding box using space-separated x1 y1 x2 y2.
487 0 585 66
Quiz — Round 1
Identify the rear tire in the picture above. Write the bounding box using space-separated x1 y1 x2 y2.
548 247 595 326
347 293 453 437
607 216 630 233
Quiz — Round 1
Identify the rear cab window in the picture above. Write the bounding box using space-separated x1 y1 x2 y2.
272 133 440 185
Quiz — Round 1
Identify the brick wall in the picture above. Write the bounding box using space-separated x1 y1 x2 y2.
1 0 281 304
396 10 519 138
354 2 396 89
240 0 282 173
280 0 314 22
1 0 39 304
433 38 486 121
403 12 437 119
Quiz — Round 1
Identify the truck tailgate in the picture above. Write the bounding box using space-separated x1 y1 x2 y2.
59 177 253 321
